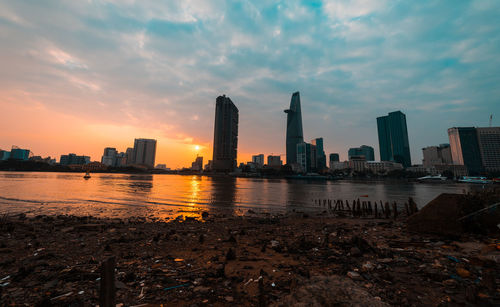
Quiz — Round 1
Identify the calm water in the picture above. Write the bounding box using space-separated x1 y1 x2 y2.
0 171 476 219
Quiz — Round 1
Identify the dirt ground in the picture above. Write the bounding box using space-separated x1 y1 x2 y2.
0 212 499 306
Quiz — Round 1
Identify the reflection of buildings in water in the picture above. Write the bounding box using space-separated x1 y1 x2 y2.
285 181 309 213
209 177 237 210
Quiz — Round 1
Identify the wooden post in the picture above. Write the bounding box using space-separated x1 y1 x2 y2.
374 202 378 218
345 200 350 210
405 203 410 216
100 257 116 307
392 202 398 219
385 202 390 219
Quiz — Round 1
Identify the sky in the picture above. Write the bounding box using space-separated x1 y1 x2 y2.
1 0 499 168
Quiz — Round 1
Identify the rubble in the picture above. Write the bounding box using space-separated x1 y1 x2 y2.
0 212 498 305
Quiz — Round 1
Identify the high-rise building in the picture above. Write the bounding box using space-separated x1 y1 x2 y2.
448 127 483 174
133 138 157 168
125 147 135 165
212 95 239 172
252 154 264 168
328 153 340 169
297 142 316 173
348 145 375 161
284 92 304 165
60 153 90 166
476 127 500 172
191 156 203 171
422 144 452 168
377 111 411 167
101 147 117 166
311 138 326 170
448 127 500 173
267 155 282 168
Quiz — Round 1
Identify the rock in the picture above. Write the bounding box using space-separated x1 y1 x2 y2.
347 271 362 280
194 286 210 294
362 261 374 272
273 275 389 306
443 279 458 287
456 267 471 278
225 296 234 302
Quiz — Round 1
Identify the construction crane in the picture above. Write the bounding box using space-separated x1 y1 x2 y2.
490 114 493 127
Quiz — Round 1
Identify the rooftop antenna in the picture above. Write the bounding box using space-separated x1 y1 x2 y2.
490 114 493 127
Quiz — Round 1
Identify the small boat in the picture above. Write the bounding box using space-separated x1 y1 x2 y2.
83 172 91 179
458 176 492 184
417 174 447 182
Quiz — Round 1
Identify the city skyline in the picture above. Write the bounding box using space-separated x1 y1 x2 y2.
1 1 500 168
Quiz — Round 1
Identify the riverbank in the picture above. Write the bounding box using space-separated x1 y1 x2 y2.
1 213 499 306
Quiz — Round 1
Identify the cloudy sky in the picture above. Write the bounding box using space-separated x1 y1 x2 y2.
1 0 499 168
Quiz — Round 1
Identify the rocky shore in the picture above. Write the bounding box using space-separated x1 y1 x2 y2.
0 212 499 306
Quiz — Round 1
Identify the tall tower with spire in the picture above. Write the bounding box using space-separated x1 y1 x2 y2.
284 92 304 165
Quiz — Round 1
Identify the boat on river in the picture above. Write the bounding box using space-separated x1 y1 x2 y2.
83 172 91 180
458 176 492 184
417 174 447 182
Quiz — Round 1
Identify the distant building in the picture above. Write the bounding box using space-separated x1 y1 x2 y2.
365 161 404 173
60 153 90 166
329 153 340 169
252 154 264 168
155 164 168 170
330 161 348 170
125 147 135 165
191 156 203 171
297 142 316 173
212 95 239 172
348 145 374 161
101 147 117 166
29 156 56 164
284 92 304 165
348 156 367 172
0 150 11 161
448 127 483 174
10 147 31 161
83 162 108 171
377 111 411 167
267 155 282 168
476 127 500 172
204 160 213 171
133 138 157 168
422 144 452 168
311 138 326 170
115 152 127 167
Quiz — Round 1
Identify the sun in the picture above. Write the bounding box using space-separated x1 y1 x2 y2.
194 145 200 151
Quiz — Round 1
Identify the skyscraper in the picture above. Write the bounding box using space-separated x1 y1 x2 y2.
212 95 239 172
311 138 326 170
448 127 500 174
284 92 304 165
133 138 157 168
297 142 316 173
377 111 411 167
476 127 500 172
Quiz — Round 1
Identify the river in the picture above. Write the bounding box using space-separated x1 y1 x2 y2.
0 171 478 219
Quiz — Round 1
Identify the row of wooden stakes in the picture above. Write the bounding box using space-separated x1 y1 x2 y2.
313 197 419 218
